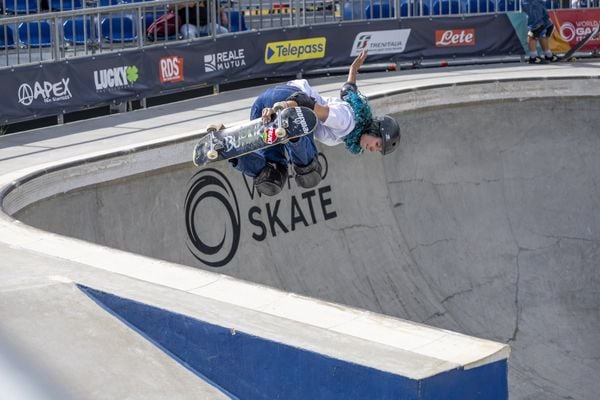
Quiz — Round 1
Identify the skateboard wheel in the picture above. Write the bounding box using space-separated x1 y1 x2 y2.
206 149 219 160
206 123 220 133
273 102 287 112
275 127 286 138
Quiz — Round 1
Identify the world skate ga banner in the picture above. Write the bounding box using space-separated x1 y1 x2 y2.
0 13 524 124
548 9 600 54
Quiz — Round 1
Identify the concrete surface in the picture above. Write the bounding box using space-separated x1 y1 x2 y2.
1 61 600 398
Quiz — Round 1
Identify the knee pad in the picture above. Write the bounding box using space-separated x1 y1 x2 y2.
254 162 288 196
293 158 322 189
286 91 316 110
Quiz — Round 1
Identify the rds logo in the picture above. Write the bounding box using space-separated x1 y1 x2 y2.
265 37 326 64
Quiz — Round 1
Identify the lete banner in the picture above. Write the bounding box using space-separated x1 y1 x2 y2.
0 14 524 125
549 9 600 53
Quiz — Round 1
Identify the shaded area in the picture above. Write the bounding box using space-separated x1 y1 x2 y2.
389 98 600 399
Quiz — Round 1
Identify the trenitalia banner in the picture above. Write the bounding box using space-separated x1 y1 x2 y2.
549 9 600 54
1 13 525 124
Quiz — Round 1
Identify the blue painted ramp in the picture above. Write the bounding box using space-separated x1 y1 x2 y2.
80 285 508 399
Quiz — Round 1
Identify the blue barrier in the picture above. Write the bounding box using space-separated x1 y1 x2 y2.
80 285 509 399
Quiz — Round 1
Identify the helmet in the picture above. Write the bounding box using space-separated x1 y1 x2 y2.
180 24 199 39
375 115 400 155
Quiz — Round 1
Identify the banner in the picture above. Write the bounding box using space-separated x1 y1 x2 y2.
0 14 524 125
549 9 600 53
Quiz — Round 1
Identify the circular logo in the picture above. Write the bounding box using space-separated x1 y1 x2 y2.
560 22 576 42
318 152 328 181
18 83 34 106
185 168 241 267
262 127 278 144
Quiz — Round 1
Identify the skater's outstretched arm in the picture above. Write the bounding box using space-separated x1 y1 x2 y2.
260 51 368 124
347 50 367 86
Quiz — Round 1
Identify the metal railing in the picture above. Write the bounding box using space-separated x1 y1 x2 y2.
0 0 598 68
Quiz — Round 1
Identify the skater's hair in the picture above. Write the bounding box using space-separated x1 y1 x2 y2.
342 90 374 154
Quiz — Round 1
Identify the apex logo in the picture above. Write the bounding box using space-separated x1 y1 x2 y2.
435 29 475 47
159 56 184 83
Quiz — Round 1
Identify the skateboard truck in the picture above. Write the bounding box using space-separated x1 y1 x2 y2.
272 102 288 138
205 124 224 160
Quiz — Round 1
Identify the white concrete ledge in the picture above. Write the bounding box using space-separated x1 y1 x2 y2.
2 61 600 394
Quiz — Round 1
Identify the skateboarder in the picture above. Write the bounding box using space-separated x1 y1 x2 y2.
522 0 559 63
230 50 401 196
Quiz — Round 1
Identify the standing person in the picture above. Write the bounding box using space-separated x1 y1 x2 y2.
522 0 560 63
169 0 228 38
230 50 401 196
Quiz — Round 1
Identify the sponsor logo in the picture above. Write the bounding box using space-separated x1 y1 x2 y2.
18 78 72 106
262 128 278 144
219 124 265 153
560 20 599 42
185 154 335 267
93 65 139 92
265 38 326 64
435 29 475 47
293 108 310 133
351 30 411 56
204 49 246 72
159 56 184 83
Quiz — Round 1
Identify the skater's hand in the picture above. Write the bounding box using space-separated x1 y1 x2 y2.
351 50 368 72
261 107 275 124
347 50 367 85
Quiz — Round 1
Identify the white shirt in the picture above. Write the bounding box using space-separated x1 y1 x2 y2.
287 79 356 146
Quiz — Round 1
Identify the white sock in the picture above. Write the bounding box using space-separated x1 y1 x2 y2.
545 50 553 57
529 52 538 58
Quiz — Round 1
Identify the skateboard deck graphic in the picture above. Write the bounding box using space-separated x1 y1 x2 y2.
193 105 318 167
560 23 600 62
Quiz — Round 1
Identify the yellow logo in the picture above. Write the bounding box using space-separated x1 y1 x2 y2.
265 38 326 64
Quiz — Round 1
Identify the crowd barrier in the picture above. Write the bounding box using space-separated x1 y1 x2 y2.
0 0 598 125
1 12 529 124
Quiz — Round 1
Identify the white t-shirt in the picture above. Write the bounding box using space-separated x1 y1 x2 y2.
287 79 356 146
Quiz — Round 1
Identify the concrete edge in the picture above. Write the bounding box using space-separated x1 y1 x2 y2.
6 67 597 379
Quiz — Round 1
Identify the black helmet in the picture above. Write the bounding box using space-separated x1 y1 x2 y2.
375 115 400 155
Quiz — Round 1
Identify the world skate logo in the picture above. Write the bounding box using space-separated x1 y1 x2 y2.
435 29 475 47
18 78 72 106
93 65 139 92
204 49 246 73
185 168 241 267
184 154 336 268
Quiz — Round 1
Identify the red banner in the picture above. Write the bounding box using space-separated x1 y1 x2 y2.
549 9 600 53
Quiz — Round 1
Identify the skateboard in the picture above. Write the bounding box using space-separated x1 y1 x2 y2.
193 103 318 167
560 23 600 62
